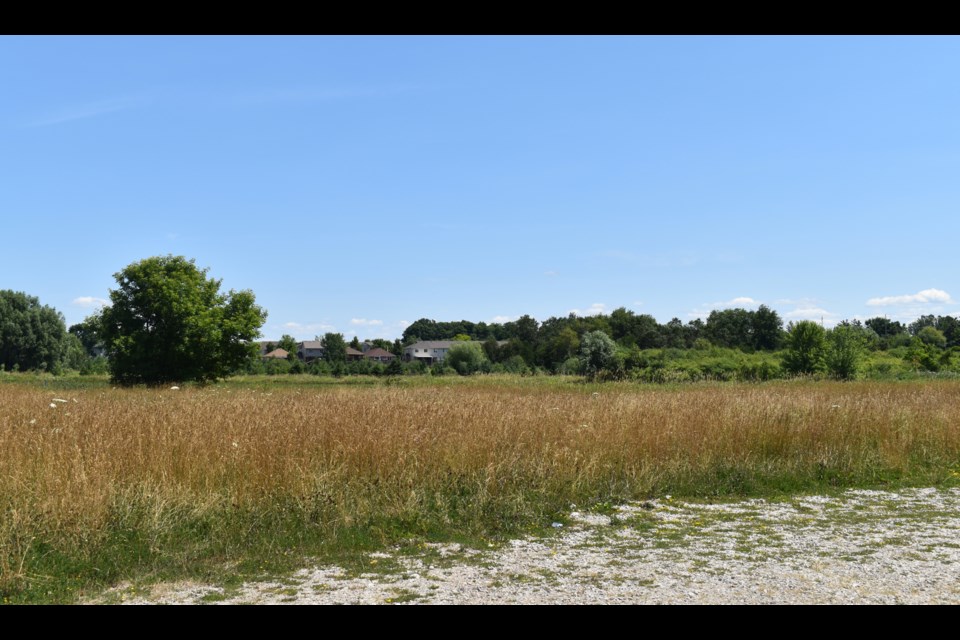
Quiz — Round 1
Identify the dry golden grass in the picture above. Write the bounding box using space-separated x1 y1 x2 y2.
2 377 960 599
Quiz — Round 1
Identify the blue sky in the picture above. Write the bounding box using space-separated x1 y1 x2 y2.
2 36 958 340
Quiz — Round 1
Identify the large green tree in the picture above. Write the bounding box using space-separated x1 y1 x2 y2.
322 332 347 363
69 314 104 356
579 330 619 380
0 290 68 372
825 323 867 380
751 305 783 350
782 321 826 376
446 341 487 375
277 334 298 355
99 256 267 385
704 308 754 350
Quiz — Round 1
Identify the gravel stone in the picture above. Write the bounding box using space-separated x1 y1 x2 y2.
105 487 960 605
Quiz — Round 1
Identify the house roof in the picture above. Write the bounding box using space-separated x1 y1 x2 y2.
263 348 289 359
365 347 395 359
345 347 365 356
299 341 324 350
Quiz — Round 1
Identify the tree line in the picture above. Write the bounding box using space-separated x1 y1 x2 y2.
399 307 960 378
2 255 958 383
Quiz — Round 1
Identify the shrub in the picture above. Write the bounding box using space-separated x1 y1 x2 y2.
445 342 488 376
782 321 826 376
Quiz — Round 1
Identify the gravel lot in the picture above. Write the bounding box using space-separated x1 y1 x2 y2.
105 487 960 604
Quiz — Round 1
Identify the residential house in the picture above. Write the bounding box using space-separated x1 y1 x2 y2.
364 347 396 363
403 340 478 364
298 341 325 362
262 348 289 360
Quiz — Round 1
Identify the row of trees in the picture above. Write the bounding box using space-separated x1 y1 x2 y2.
2 256 267 384
2 254 958 383
400 307 959 376
402 306 786 354
0 290 72 373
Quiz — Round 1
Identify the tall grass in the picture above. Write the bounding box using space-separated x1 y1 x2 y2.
2 378 959 601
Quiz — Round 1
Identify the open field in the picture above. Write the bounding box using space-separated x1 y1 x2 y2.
2 375 960 603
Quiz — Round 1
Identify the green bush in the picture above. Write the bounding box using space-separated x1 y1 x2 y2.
825 325 867 380
783 321 826 376
445 342 488 376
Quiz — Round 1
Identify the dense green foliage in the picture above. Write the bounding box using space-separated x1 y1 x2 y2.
322 332 347 363
99 256 266 385
782 321 827 375
277 334 298 355
580 330 620 380
825 323 867 380
6 264 958 384
324 306 960 382
0 290 68 373
445 341 488 375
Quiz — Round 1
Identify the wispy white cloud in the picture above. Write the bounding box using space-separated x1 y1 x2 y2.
783 307 834 319
280 321 335 337
350 318 383 326
784 307 842 327
348 319 412 341
544 270 558 277
491 315 515 324
28 96 147 127
569 303 607 317
72 296 109 308
862 307 954 324
867 288 952 306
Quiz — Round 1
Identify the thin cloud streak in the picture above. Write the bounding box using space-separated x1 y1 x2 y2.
27 96 147 127
72 296 109 308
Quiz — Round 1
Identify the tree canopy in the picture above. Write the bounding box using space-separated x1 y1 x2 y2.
579 330 619 380
0 290 67 372
782 321 826 375
322 332 347 363
446 341 488 375
99 255 266 385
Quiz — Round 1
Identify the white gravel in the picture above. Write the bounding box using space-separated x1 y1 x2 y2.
104 487 960 604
